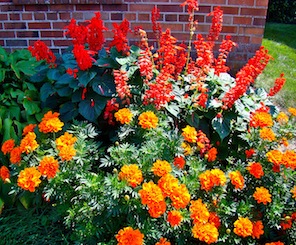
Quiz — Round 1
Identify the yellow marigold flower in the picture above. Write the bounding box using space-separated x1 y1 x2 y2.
288 107 296 116
181 142 192 155
0 166 10 183
20 132 39 154
276 112 289 124
259 127 276 141
250 111 273 128
246 162 264 179
266 149 283 166
192 222 219 244
10 147 22 164
291 186 296 199
282 150 296 170
118 164 143 188
38 111 64 133
190 199 210 225
229 170 244 190
55 132 77 151
115 226 144 245
155 237 171 245
233 217 253 238
38 156 59 179
17 167 42 192
252 220 264 239
22 124 36 136
181 125 197 143
58 145 76 161
1 139 15 155
138 111 158 129
253 186 272 205
151 160 172 177
167 210 183 227
114 108 133 124
139 181 166 218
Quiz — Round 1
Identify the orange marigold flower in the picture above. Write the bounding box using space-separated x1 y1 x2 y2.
259 127 276 141
266 149 283 166
276 112 289 124
229 171 244 190
119 164 143 188
252 220 264 239
38 156 59 179
282 150 296 170
0 166 10 183
20 132 39 154
167 210 183 227
22 124 36 136
138 111 158 129
58 145 76 161
206 147 218 162
233 217 253 238
1 139 15 155
10 147 22 164
288 107 296 116
250 111 273 128
55 132 77 151
265 242 285 245
155 237 171 245
280 216 292 230
158 174 179 198
114 108 133 124
291 186 296 199
152 159 172 177
245 148 255 158
139 181 166 218
253 186 272 205
192 222 219 244
199 169 226 192
190 199 210 225
246 162 264 179
115 226 144 245
208 212 221 228
173 156 186 169
38 111 64 133
17 167 42 192
182 125 197 143
170 183 191 209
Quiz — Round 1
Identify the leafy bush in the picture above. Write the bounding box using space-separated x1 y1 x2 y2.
267 0 296 24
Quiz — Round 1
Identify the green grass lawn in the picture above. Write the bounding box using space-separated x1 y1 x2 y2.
255 23 296 109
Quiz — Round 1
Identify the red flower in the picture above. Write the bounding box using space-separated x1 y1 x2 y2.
64 18 88 45
87 12 107 52
180 0 199 14
113 69 131 103
73 44 94 71
28 40 56 66
103 98 119 125
151 6 162 41
268 73 286 96
110 19 131 55
207 6 223 42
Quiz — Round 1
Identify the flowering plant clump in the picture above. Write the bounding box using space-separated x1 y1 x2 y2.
0 0 295 244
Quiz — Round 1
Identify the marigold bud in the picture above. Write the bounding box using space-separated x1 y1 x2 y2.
226 229 231 234
124 195 130 201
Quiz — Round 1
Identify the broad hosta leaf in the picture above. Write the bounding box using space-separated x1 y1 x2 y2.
60 101 78 123
78 70 97 87
40 83 55 102
30 65 48 83
92 74 115 97
16 60 38 76
23 99 41 115
186 112 200 129
47 68 61 80
212 115 231 141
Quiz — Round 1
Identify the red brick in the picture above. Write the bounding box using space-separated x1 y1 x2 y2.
4 22 26 29
111 13 123 21
129 4 153 12
233 17 252 25
158 4 184 13
0 31 15 38
102 4 127 11
17 31 39 38
6 39 28 47
239 27 264 35
228 0 254 6
231 35 250 43
34 13 46 20
250 36 263 44
28 22 51 29
221 6 239 15
198 6 212 13
25 5 48 11
0 14 8 21
256 0 269 7
41 30 64 38
22 13 33 21
200 0 226 4
138 13 150 21
0 5 23 12
52 22 68 29
123 13 137 21
72 12 84 20
49 5 74 11
29 39 51 46
161 23 183 32
165 14 178 22
9 13 20 21
47 13 58 20
0 40 4 46
53 39 73 46
222 26 238 34
240 8 267 16
253 18 266 26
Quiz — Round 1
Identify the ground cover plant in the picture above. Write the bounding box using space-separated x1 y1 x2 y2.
0 1 295 244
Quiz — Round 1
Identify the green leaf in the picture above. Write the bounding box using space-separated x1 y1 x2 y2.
3 118 13 141
212 115 231 141
47 68 61 80
16 60 38 76
96 57 119 68
40 83 55 102
23 99 41 115
186 112 200 128
30 65 48 83
92 74 116 97
7 106 21 120
56 86 72 97
60 102 78 122
11 63 21 79
0 68 5 82
56 73 75 86
78 70 97 87
19 192 33 209
0 198 4 214
0 46 8 63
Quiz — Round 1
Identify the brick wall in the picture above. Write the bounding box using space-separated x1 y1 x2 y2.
0 0 269 71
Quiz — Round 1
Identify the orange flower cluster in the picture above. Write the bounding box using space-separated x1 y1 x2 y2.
9 147 22 164
155 237 171 245
233 217 253 238
246 162 264 179
250 111 273 128
259 127 276 142
245 148 255 158
22 124 36 136
190 198 210 225
115 226 144 245
20 132 39 154
192 222 219 244
173 156 186 169
229 170 244 190
1 139 15 155
199 169 226 191
151 160 172 177
265 242 284 245
288 107 296 116
205 147 218 162
38 156 59 179
252 220 264 239
114 108 133 124
266 149 296 170
139 181 166 218
17 167 42 192
158 174 190 209
119 164 143 188
167 210 183 227
55 132 77 161
253 186 272 205
138 111 159 129
182 125 197 143
0 166 10 183
38 111 64 133
276 112 289 124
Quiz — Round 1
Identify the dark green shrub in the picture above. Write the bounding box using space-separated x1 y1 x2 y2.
267 0 296 24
